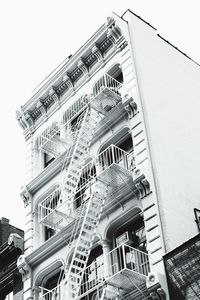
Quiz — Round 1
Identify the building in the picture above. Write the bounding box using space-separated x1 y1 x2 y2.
16 9 200 300
164 232 200 300
0 218 24 300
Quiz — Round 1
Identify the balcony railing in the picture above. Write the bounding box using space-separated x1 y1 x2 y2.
39 187 61 225
39 245 149 300
39 145 134 229
62 95 90 126
92 73 122 99
36 73 122 160
37 121 61 157
39 284 63 300
107 244 150 278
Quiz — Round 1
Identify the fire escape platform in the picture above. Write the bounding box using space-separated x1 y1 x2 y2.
91 87 121 115
97 163 133 188
106 268 147 291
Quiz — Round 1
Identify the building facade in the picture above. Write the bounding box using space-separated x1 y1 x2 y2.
0 218 24 300
16 10 200 300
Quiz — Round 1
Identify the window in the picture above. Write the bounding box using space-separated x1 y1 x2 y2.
114 216 147 251
107 63 124 84
44 227 55 241
74 164 96 209
44 153 55 168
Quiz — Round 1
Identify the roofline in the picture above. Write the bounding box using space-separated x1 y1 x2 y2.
122 9 200 68
164 232 200 258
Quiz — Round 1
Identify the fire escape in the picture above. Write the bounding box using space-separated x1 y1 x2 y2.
38 73 150 300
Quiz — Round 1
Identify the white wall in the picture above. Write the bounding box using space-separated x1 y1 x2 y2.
127 12 200 251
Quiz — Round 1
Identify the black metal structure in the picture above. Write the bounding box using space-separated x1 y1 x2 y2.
0 218 24 300
164 233 200 300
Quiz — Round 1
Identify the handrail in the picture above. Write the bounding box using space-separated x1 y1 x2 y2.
39 144 134 225
37 73 122 154
38 244 149 300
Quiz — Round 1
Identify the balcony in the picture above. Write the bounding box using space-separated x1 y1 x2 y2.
38 145 135 230
38 244 149 300
91 73 122 114
36 73 123 160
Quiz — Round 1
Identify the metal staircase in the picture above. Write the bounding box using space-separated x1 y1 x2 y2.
38 73 143 300
63 181 108 299
57 107 100 220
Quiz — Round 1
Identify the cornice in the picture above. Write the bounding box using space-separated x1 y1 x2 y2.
16 16 127 137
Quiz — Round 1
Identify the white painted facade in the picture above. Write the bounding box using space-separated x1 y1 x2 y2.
16 10 200 300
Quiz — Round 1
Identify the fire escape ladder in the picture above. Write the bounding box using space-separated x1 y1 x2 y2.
57 106 100 214
65 181 108 299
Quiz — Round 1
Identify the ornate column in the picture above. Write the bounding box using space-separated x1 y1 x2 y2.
101 240 111 278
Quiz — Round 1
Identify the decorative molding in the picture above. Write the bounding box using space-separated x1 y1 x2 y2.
36 100 47 120
106 17 122 44
150 288 166 300
124 99 138 119
8 233 24 252
78 59 89 77
70 67 83 81
48 87 60 106
135 178 151 199
20 186 32 207
92 45 104 63
117 40 128 52
16 110 28 130
17 16 125 135
17 255 31 281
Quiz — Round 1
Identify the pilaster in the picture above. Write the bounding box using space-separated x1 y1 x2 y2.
20 186 33 255
24 133 34 184
17 255 32 300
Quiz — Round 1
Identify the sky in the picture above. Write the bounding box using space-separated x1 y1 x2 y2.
0 0 200 230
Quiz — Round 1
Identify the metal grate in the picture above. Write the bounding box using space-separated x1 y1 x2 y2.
164 233 200 300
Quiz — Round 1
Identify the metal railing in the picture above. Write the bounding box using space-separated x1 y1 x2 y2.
37 121 60 154
107 244 150 278
92 73 122 98
39 145 134 227
74 244 149 299
37 73 122 157
39 284 63 300
39 187 61 223
38 184 91 226
62 95 90 126
97 144 132 173
38 245 149 300
74 255 104 298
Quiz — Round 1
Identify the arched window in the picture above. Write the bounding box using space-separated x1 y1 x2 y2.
107 63 124 84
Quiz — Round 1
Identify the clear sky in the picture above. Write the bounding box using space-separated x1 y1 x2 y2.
0 0 200 230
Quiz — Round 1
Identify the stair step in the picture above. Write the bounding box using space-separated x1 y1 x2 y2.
76 249 88 257
79 240 91 248
84 221 96 229
82 227 93 235
72 264 84 272
73 257 86 264
70 273 82 280
80 235 92 243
